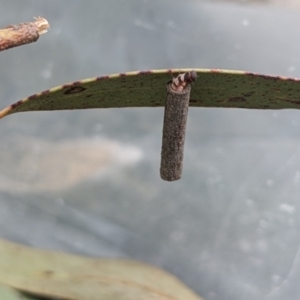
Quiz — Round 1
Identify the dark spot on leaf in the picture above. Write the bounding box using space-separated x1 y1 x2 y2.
263 75 280 81
139 70 152 75
64 86 86 94
96 75 109 81
28 94 37 100
11 100 23 109
245 72 256 76
284 99 300 105
43 270 54 276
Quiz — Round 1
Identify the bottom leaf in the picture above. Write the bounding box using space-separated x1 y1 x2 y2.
0 282 37 300
0 239 203 300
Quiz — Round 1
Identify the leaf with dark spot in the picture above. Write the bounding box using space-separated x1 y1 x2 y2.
2 69 300 120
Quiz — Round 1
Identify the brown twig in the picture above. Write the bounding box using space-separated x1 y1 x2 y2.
0 17 49 52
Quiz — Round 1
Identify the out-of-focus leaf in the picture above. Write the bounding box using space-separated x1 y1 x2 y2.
1 69 300 120
0 283 21 300
0 239 204 300
0 282 34 300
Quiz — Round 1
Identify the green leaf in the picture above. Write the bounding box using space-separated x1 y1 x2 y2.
0 239 204 300
1 69 300 120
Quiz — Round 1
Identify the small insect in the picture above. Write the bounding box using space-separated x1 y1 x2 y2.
160 70 197 181
170 70 197 92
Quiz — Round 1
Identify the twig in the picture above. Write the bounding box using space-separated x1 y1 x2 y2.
0 17 49 52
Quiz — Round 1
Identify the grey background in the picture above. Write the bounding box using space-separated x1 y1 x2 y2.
1 1 300 299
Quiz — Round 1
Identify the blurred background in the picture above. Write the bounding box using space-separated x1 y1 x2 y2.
1 1 300 299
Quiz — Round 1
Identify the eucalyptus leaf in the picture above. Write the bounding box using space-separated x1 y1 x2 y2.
0 282 34 300
1 69 300 120
0 239 203 300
